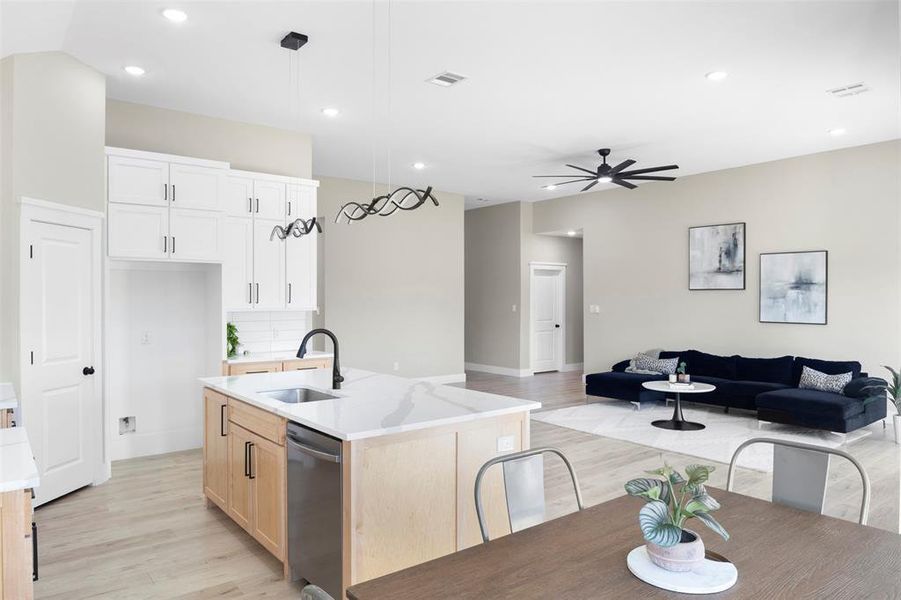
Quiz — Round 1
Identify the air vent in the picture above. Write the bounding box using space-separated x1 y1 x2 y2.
826 82 871 98
427 71 466 87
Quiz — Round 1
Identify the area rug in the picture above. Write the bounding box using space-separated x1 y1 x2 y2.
532 400 881 472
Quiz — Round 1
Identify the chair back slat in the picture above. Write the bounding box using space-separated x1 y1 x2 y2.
502 454 546 533
772 444 831 514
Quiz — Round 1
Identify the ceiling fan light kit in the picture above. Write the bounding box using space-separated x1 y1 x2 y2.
534 148 679 191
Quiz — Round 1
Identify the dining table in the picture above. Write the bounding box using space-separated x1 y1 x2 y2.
345 488 901 599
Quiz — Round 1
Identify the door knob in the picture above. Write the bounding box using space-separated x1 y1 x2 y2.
82 366 95 376
555 324 561 328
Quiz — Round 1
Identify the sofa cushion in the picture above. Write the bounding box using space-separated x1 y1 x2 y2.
843 377 887 400
585 371 667 402
755 388 865 420
682 350 738 380
718 380 790 409
792 357 861 386
735 355 794 385
611 359 630 373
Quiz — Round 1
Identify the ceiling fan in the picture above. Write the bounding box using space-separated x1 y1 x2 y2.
534 148 679 191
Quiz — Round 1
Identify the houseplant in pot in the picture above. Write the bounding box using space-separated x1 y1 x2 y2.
879 367 901 444
625 464 729 572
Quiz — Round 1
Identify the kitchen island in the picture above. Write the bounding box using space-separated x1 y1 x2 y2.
200 368 540 599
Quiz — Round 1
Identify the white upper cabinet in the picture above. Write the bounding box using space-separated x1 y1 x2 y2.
224 176 255 218
253 180 286 220
253 219 286 310
285 184 318 310
169 208 222 262
170 164 223 211
108 203 169 259
108 156 169 207
222 217 254 310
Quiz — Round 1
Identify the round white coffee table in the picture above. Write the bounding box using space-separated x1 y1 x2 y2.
641 380 716 431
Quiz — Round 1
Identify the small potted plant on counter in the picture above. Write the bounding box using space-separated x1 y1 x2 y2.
625 463 729 572
227 322 240 359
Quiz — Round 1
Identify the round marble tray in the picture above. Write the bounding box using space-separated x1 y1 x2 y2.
627 546 737 594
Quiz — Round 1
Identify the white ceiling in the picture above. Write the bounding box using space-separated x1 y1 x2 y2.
3 1 899 208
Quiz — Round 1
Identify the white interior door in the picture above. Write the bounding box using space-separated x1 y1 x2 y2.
222 216 254 310
253 218 286 309
107 156 169 207
169 163 223 211
531 266 564 373
22 215 102 505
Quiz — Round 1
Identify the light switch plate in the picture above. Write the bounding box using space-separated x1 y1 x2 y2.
496 435 515 452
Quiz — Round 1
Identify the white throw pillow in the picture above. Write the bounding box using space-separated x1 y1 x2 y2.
798 366 852 394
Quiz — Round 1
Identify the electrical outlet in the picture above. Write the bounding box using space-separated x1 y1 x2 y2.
140 331 151 345
393 361 400 371
496 435 515 452
119 416 136 435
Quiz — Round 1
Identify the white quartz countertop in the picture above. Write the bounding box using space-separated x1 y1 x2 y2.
0 427 40 493
225 350 334 365
200 368 540 441
0 382 18 411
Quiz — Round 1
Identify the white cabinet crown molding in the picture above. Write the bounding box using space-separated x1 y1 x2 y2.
19 196 106 220
105 146 229 170
229 168 319 187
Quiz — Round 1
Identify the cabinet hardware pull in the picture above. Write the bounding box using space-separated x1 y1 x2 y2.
32 522 38 582
255 198 259 213
248 283 253 304
288 201 291 216
172 184 176 202
171 236 176 254
288 283 292 304
255 283 259 304
248 197 252 213
164 183 168 202
248 443 255 479
244 441 251 477
219 404 227 437
164 236 168 253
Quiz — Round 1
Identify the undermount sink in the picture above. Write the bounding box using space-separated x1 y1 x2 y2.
259 387 338 404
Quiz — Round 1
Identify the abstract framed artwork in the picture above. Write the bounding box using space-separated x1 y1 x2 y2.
759 250 828 325
688 222 746 290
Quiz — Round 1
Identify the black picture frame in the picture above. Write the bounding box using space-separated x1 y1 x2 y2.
688 222 746 290
759 250 828 325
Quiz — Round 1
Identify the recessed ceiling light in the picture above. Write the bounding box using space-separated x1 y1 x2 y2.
412 162 426 170
427 71 466 87
162 8 187 23
124 65 145 77
705 71 729 82
567 230 576 236
544 184 557 190
321 107 340 117
828 128 846 136
598 176 612 183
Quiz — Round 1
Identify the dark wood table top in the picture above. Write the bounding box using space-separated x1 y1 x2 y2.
346 489 901 599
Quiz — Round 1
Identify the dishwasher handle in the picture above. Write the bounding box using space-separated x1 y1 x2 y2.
287 436 341 463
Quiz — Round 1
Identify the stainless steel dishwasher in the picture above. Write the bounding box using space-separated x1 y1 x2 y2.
287 422 343 599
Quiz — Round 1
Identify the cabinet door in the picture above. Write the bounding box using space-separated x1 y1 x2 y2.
253 219 286 310
222 217 254 310
170 163 223 211
285 185 318 310
227 423 254 532
228 361 283 376
108 155 169 207
253 180 286 220
250 432 286 560
169 208 222 262
203 390 229 510
108 203 169 259
223 176 255 218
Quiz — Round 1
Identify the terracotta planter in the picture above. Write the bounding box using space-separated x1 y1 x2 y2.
894 414 901 445
646 529 705 572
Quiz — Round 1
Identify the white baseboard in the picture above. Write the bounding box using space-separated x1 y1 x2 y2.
561 362 583 372
465 362 532 378
417 373 467 384
112 427 201 461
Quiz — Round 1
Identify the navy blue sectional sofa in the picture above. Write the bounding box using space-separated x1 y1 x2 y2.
585 350 887 433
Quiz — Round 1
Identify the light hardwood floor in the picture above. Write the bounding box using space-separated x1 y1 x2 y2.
33 371 900 598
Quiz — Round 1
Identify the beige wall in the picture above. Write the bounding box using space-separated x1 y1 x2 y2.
533 140 901 378
106 100 312 178
0 51 106 383
316 177 465 378
465 202 524 370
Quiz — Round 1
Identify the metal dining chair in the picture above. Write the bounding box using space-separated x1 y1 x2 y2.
474 447 584 543
300 584 334 600
727 437 871 525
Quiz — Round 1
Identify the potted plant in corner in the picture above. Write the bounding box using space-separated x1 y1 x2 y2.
880 367 901 444
625 464 728 572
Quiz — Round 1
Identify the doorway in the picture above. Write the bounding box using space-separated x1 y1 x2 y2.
530 263 566 374
20 198 104 505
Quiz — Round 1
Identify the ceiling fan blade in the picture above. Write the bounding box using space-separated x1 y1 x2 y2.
617 164 679 176
565 164 599 176
532 175 592 178
552 178 597 186
610 159 636 174
620 175 677 181
581 180 599 192
612 178 637 189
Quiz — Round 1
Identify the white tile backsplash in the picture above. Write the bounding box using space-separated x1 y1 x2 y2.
228 311 314 354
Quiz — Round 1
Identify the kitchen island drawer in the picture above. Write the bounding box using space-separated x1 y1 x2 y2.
228 398 285 445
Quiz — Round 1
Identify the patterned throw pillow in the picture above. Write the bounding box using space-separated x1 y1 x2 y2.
633 353 679 375
798 366 852 394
